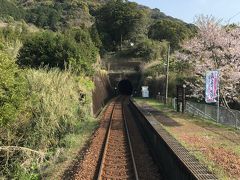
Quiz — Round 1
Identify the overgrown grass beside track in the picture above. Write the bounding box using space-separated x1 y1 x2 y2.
0 68 98 179
134 98 240 179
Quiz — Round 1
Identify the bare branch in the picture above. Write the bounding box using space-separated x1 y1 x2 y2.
0 146 45 158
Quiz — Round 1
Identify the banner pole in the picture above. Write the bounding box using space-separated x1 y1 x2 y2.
217 70 220 123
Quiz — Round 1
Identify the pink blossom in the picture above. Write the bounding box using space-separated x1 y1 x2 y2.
176 16 240 102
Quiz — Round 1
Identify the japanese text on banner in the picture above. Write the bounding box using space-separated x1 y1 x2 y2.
205 71 219 103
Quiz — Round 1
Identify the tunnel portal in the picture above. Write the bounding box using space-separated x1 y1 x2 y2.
118 79 133 95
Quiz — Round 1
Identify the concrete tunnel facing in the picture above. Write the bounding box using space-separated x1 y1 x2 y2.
117 79 133 95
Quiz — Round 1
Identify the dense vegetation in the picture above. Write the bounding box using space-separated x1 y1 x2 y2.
17 29 98 75
0 2 98 177
94 0 147 51
0 0 196 56
0 52 27 127
148 19 196 50
24 1 93 31
93 0 196 59
26 4 61 30
0 0 25 20
0 68 95 179
0 20 98 178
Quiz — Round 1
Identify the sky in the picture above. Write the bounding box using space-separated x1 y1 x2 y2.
130 0 240 24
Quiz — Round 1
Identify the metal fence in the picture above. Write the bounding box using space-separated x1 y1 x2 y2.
156 96 240 129
185 101 240 129
156 95 177 110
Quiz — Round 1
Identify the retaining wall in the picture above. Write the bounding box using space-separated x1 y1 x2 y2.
92 72 113 116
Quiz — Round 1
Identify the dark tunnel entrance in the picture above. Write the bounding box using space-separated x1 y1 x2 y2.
118 79 133 95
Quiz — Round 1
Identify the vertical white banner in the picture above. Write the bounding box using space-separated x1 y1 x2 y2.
205 71 219 103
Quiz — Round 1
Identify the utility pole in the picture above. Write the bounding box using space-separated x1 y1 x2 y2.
120 34 123 51
164 44 170 104
217 70 220 123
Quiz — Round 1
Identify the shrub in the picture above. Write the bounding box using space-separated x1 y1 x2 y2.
148 19 196 50
0 51 27 126
17 31 76 69
17 30 98 75
0 0 26 20
65 28 99 74
26 5 60 31
132 38 168 61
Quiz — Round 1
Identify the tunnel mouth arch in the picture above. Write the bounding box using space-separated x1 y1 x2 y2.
118 79 133 95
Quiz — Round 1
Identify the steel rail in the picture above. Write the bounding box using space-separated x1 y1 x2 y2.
122 101 139 180
97 97 139 180
97 101 115 180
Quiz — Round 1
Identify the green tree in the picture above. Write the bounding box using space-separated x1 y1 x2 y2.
90 25 102 48
18 32 71 69
132 39 168 61
26 5 61 31
65 28 99 73
0 0 25 20
148 19 194 50
0 52 27 126
95 0 147 51
17 30 98 75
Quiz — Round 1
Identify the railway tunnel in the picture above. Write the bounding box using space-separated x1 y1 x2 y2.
117 79 133 95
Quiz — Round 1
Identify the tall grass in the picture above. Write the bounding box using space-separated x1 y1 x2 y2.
24 68 94 149
0 68 95 178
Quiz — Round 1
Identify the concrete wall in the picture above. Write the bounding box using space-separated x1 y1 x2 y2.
92 71 113 116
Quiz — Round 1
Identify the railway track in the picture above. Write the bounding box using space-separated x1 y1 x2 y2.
73 96 216 179
97 97 139 180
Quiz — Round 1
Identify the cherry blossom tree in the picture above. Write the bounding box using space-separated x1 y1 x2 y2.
176 16 240 105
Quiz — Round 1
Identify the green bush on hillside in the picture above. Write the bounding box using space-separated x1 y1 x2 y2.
0 52 27 126
0 0 25 20
0 21 30 42
17 30 98 75
132 39 168 60
26 5 61 31
17 31 76 69
148 19 195 50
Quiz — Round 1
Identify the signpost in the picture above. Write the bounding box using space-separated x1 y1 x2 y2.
205 70 220 122
176 85 186 113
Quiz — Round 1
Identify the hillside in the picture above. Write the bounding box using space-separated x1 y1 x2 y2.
0 0 197 60
0 0 196 32
0 0 25 20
